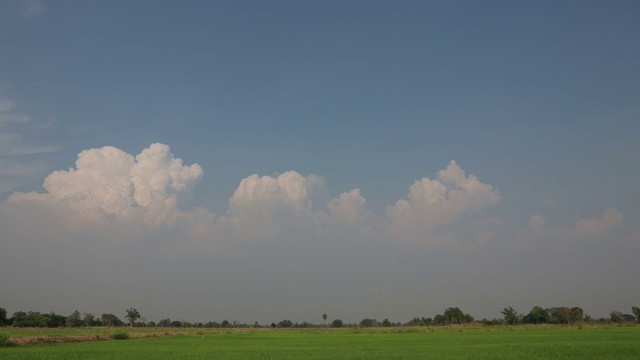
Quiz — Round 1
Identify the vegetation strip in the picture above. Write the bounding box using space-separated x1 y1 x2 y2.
8 332 168 346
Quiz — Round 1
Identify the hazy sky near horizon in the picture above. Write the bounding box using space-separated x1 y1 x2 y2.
1 0 639 324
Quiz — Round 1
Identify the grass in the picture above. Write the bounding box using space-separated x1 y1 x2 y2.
0 332 14 347
0 325 639 359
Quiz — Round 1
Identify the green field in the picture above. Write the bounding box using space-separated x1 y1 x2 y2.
2 326 639 359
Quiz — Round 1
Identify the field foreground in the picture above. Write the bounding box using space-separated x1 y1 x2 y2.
1 325 639 359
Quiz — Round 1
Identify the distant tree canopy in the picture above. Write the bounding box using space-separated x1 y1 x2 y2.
431 307 474 325
277 319 293 328
9 311 66 327
1 304 637 328
520 306 585 324
359 318 377 327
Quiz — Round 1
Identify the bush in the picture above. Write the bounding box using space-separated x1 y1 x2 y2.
0 332 14 347
112 331 130 340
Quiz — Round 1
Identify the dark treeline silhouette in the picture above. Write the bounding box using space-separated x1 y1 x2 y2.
1 306 638 328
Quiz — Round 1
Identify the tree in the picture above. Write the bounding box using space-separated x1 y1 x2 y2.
277 319 292 328
610 311 623 323
83 313 94 327
381 318 392 327
632 306 640 323
322 313 327 327
331 319 343 328
621 314 636 323
125 308 141 327
433 314 447 326
0 307 6 326
101 313 122 327
570 307 584 323
501 307 519 325
359 318 376 327
442 307 473 324
523 306 549 324
550 307 572 324
66 310 82 327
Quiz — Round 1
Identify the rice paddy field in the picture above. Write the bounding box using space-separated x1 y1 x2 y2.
1 325 639 359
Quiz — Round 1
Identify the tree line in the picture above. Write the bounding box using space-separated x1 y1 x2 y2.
1 306 639 329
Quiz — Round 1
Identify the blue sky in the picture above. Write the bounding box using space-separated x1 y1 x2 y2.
1 0 639 324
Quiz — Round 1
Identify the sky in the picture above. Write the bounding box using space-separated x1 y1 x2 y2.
1 0 639 325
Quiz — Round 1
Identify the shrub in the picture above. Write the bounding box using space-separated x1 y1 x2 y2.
112 331 130 340
0 332 14 347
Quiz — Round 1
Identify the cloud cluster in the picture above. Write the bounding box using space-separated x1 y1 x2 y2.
2 144 509 251
7 142 629 258
575 208 623 237
516 208 624 250
9 144 203 226
389 161 500 226
1 142 634 323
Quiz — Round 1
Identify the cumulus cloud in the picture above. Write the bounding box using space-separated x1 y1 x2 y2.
222 171 326 241
575 208 623 237
2 147 504 252
8 144 203 226
528 214 546 231
515 208 625 251
388 160 500 230
326 188 368 228
228 171 315 217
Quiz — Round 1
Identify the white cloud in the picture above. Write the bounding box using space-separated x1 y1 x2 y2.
8 144 203 226
3 149 504 253
388 160 500 230
326 188 368 228
575 208 623 237
228 171 314 217
515 208 625 250
528 214 546 231
223 171 322 241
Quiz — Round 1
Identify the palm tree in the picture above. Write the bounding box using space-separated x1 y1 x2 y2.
322 313 327 327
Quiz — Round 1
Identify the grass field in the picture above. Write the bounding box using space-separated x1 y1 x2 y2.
2 325 639 359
